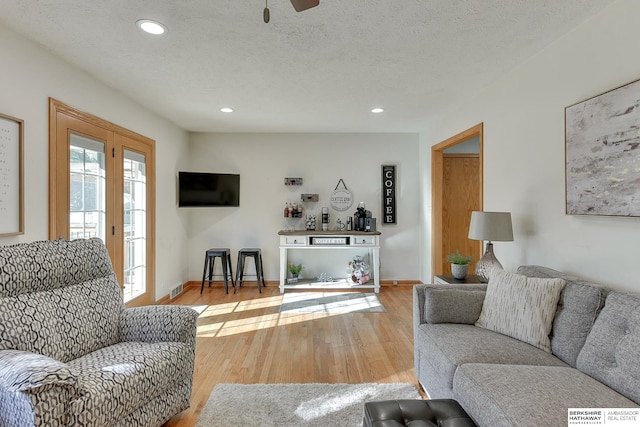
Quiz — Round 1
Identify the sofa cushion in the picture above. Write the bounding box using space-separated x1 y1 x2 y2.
67 341 192 426
576 291 640 405
475 269 565 352
453 364 638 427
414 323 567 398
423 287 486 324
0 277 123 363
517 265 608 366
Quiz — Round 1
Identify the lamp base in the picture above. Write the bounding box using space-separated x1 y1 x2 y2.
475 242 503 283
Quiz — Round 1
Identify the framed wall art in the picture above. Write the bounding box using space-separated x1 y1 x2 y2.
565 78 640 217
0 113 24 236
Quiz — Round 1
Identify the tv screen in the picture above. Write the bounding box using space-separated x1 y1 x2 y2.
178 172 240 207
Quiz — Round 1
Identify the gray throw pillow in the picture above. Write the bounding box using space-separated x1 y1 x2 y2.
475 269 565 352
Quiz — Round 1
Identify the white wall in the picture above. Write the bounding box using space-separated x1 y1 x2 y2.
0 24 191 300
421 0 640 292
7 0 635 297
187 133 420 283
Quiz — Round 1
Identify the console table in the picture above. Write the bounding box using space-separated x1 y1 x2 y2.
278 230 381 293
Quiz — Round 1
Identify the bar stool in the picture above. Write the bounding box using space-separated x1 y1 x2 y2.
236 248 265 293
201 248 235 294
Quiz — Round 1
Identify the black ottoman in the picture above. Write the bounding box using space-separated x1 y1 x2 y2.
363 399 477 427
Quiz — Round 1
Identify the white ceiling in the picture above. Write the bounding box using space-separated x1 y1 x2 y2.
0 1 616 133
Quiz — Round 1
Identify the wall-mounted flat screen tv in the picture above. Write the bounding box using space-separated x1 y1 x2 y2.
178 172 240 207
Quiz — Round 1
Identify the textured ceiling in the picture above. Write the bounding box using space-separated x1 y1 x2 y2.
0 1 617 133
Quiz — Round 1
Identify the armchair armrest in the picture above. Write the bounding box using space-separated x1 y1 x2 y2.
120 305 199 346
0 349 77 394
0 350 78 426
413 284 487 326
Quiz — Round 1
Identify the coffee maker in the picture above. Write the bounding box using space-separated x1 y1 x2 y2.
353 202 376 231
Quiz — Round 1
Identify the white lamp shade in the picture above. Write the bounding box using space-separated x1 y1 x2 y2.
468 211 513 242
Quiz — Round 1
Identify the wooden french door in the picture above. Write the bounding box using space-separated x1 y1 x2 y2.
49 99 156 307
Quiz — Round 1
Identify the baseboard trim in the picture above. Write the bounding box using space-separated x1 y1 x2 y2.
156 294 170 304
183 279 421 288
381 280 423 287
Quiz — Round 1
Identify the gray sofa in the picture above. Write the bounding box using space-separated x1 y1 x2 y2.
413 265 640 427
0 238 200 426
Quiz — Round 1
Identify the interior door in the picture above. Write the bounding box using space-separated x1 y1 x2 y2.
441 154 480 274
49 98 156 306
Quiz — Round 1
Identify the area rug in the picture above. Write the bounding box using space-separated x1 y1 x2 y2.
279 292 386 314
196 382 422 427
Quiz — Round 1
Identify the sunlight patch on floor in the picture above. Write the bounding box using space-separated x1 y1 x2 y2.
215 313 281 337
199 302 239 316
197 322 225 337
280 292 385 314
277 312 334 325
189 305 209 314
197 312 285 338
294 384 383 421
235 295 282 311
194 292 386 338
194 293 368 338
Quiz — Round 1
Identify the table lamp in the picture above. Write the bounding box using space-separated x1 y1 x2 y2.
468 211 513 282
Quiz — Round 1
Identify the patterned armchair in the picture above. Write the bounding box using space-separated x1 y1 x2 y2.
0 238 199 426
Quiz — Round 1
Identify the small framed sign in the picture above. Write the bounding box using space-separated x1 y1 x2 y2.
330 179 353 211
382 165 396 224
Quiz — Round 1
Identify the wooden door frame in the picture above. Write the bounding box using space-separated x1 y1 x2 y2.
431 123 484 280
49 98 156 306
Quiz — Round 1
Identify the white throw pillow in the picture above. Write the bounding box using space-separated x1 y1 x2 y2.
475 268 566 352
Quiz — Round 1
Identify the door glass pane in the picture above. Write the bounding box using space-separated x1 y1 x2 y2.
69 135 106 241
123 149 146 303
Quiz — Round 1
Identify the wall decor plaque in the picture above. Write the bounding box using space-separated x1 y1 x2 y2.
284 177 303 186
330 179 353 211
382 165 397 224
0 113 24 236
565 78 640 216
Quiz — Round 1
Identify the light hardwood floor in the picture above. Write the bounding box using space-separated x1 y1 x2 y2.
163 283 421 426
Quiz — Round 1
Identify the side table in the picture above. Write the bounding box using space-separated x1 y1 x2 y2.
434 274 483 285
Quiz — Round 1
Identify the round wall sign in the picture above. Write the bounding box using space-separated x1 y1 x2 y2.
330 179 353 211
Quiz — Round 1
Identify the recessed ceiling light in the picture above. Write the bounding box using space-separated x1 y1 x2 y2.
220 107 234 113
136 19 167 35
371 108 384 113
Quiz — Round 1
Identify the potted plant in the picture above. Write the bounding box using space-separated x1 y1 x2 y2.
288 263 303 282
446 250 473 280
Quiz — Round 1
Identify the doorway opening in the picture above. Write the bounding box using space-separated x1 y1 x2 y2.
431 123 483 280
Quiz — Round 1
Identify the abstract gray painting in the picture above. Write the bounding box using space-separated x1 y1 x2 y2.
565 78 640 216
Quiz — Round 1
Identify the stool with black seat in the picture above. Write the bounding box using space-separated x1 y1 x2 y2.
235 248 265 293
201 248 235 294
362 399 477 427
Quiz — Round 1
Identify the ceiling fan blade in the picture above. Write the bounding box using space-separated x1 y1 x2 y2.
290 0 319 12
